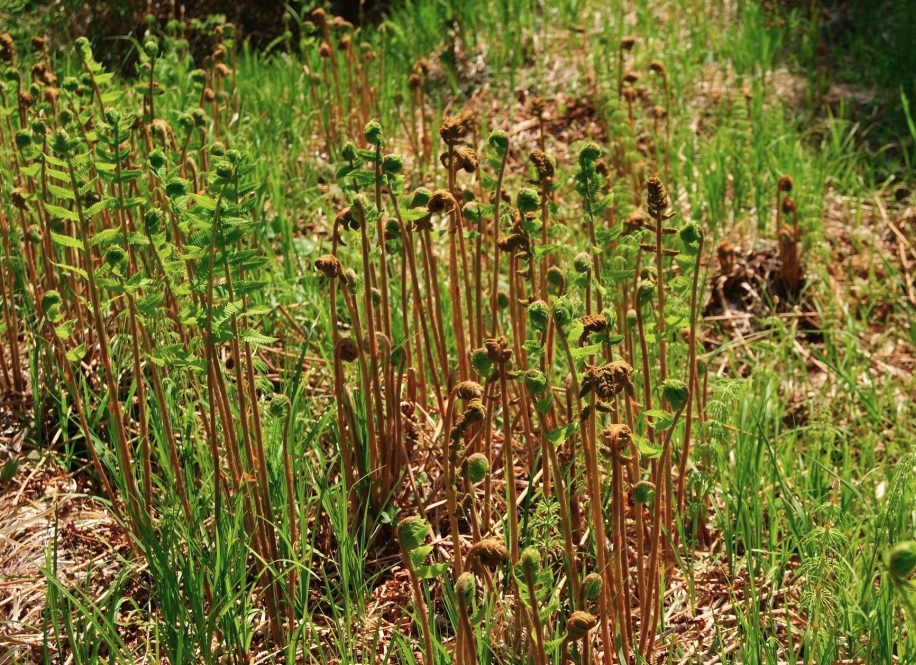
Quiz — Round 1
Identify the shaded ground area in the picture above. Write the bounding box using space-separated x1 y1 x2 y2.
774 0 916 176
7 0 385 70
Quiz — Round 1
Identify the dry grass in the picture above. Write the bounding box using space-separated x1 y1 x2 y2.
0 460 129 664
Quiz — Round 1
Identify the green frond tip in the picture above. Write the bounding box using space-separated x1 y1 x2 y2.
527 300 550 333
363 120 383 146
488 129 509 156
661 379 689 411
396 515 430 552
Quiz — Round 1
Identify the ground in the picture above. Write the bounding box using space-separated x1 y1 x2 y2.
1 0 915 663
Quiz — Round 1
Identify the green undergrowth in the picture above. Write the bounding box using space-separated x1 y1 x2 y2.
0 1 914 664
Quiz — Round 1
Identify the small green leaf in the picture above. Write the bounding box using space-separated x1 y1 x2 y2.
78 178 98 197
137 292 164 317
675 255 697 273
548 422 577 445
409 545 434 568
571 343 602 361
190 194 217 210
44 203 80 222
86 198 116 217
401 208 431 222
546 637 566 655
532 244 562 260
232 280 268 295
50 232 84 250
604 334 625 346
603 268 635 285
592 193 614 216
642 408 674 431
54 321 74 339
535 394 553 416
669 275 693 295
415 562 449 579
52 262 88 279
335 164 357 179
244 305 272 317
239 329 277 347
349 170 377 187
522 216 542 234
119 196 145 210
632 433 661 458
90 228 121 246
565 320 585 344
116 168 142 182
595 223 623 245
47 183 75 200
523 339 544 355
66 343 87 363
43 152 67 168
